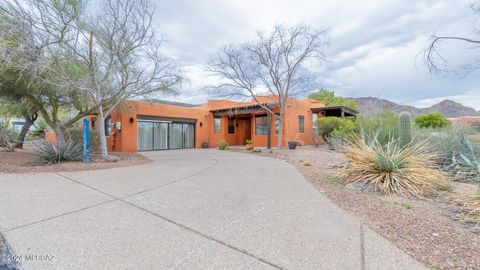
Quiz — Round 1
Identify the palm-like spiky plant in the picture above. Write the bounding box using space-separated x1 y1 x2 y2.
33 139 83 164
341 135 447 197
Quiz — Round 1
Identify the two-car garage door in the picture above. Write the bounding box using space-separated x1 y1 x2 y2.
137 116 195 151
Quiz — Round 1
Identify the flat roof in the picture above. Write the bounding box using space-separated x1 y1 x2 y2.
143 99 200 107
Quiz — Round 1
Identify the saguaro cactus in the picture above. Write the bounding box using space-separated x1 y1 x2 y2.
398 111 412 147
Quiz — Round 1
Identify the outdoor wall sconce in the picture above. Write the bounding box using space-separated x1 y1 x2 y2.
114 122 122 130
199 122 203 127
129 117 134 123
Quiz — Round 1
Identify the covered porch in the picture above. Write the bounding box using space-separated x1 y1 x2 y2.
310 105 357 117
210 102 278 149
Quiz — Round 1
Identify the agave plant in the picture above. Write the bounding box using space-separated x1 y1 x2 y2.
341 135 447 198
33 139 83 164
450 134 480 183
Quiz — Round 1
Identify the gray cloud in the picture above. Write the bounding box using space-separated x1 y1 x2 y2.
152 0 480 109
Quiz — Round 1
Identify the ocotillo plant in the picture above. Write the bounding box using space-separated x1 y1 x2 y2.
398 111 412 147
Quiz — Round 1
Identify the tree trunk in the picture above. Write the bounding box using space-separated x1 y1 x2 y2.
97 104 109 159
52 121 66 148
277 104 285 148
15 111 38 149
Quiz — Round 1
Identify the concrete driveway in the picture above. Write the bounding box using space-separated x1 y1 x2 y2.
0 149 426 270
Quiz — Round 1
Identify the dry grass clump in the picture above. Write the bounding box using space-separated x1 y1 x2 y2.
450 193 480 227
340 137 447 198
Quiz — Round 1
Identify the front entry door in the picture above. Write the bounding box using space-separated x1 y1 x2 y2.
243 119 251 144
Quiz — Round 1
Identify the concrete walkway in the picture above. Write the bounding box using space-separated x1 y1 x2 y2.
0 149 426 270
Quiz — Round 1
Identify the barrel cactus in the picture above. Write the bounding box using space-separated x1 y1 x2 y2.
398 111 412 147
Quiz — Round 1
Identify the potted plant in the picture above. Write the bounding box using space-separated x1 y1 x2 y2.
245 139 254 150
201 141 209 148
218 140 228 150
288 140 298 150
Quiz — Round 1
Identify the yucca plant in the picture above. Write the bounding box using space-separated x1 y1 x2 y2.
341 135 447 197
33 139 83 164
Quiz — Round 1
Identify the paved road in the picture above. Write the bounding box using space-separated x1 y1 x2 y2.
0 149 426 270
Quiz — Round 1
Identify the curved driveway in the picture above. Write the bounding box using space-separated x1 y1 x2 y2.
0 149 425 269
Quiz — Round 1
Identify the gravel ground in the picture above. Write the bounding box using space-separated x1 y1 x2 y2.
0 149 151 173
229 145 480 270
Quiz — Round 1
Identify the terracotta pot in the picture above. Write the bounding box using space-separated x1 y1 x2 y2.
246 144 254 150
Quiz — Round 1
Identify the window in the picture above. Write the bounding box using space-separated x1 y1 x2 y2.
228 118 235 134
214 117 221 134
312 113 318 134
275 115 280 134
105 117 112 136
255 115 268 135
298 115 305 133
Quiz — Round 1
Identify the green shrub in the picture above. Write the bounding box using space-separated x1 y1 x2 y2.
33 139 83 164
0 123 17 152
414 113 450 128
67 128 100 153
356 110 399 146
218 140 228 150
317 117 356 141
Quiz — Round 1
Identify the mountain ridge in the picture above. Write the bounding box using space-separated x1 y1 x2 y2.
350 97 480 118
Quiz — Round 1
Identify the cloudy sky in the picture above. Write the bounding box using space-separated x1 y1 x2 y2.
152 0 480 110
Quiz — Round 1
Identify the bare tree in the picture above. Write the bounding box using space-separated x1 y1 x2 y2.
74 0 182 159
424 3 480 77
207 24 328 147
1 0 181 158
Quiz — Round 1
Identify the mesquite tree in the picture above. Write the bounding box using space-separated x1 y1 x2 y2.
0 0 95 147
207 24 328 147
1 0 181 158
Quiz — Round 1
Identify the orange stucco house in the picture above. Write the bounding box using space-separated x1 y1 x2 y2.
449 116 480 131
95 96 356 152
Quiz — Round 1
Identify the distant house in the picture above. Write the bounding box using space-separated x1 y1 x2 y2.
449 116 480 131
0 117 26 133
87 96 357 152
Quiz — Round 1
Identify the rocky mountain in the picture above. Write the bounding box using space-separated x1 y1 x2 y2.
351 97 480 118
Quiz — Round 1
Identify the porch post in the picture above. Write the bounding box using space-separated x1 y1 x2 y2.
266 112 271 149
341 108 345 118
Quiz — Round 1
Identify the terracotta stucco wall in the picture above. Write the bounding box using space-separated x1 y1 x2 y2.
111 101 210 152
449 116 480 129
108 97 326 152
282 98 324 146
